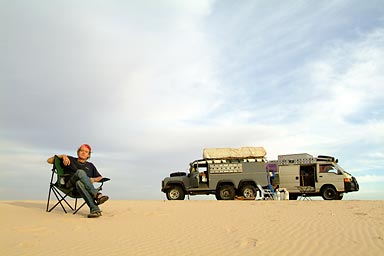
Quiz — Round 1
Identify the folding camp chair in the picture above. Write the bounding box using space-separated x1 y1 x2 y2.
296 186 315 200
46 155 110 214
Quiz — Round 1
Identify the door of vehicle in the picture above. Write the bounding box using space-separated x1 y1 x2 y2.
278 165 300 192
317 164 344 191
189 171 199 188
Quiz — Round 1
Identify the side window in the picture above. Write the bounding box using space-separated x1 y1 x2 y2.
319 164 338 174
196 165 207 173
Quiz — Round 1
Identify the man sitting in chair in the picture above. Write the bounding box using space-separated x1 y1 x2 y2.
47 144 109 218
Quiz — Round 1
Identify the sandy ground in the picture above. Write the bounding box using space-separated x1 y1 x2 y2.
1 200 383 256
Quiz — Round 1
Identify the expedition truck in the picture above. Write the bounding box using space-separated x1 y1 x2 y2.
267 154 359 200
161 147 270 200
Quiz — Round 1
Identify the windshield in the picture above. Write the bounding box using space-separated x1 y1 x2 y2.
319 163 341 174
189 160 207 173
319 163 351 175
334 163 351 176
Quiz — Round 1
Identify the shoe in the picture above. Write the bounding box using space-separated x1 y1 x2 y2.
87 211 102 218
95 193 109 205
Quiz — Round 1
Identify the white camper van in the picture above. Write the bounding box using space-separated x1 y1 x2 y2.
268 154 359 200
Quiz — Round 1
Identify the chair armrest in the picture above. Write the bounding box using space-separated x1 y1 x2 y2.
98 177 110 183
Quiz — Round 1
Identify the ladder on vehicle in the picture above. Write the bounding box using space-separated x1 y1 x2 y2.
257 184 274 200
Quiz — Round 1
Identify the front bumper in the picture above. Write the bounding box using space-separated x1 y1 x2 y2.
344 176 359 192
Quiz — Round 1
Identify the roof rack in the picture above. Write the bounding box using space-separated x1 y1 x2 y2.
278 157 318 165
276 153 337 165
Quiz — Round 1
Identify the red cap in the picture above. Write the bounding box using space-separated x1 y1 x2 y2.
80 144 92 152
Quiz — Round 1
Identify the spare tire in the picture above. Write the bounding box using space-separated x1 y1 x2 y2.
170 172 187 177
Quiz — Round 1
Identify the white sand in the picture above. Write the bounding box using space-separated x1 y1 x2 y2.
1 200 383 256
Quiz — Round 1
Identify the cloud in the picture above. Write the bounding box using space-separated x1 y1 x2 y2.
1 0 384 200
305 28 384 121
357 175 384 183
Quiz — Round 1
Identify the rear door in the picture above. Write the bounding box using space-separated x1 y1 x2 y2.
278 165 300 192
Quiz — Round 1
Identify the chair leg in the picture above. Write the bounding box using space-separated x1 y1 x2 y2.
48 187 68 213
73 201 87 214
46 185 54 212
47 186 77 213
47 171 57 212
47 185 66 213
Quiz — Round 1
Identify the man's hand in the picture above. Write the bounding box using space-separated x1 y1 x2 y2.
91 177 103 183
62 155 70 166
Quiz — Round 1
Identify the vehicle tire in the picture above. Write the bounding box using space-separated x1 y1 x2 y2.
321 186 338 200
166 185 185 200
241 185 257 199
216 184 236 200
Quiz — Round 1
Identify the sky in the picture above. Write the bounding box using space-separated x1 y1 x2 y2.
1 0 383 200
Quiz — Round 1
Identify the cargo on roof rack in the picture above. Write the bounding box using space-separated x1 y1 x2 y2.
203 147 266 160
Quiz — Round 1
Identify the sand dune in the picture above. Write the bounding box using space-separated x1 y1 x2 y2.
1 200 383 255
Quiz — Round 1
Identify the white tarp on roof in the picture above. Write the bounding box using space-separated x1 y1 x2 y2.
203 147 267 159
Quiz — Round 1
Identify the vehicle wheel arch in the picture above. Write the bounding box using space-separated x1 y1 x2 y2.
165 181 186 191
238 180 257 190
216 181 235 191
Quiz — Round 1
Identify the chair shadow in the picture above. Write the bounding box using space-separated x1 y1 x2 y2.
6 201 47 210
5 201 89 217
